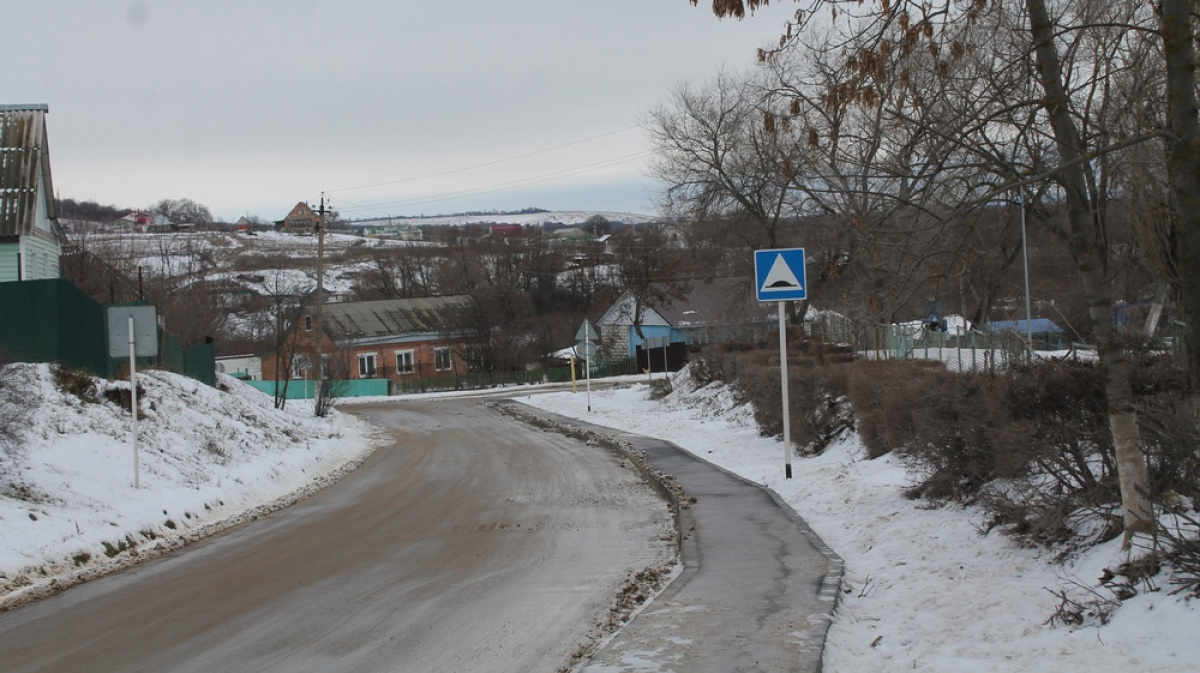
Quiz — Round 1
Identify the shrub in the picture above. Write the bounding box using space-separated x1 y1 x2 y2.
786 364 853 456
898 369 1016 502
848 359 945 459
52 365 100 404
722 348 854 456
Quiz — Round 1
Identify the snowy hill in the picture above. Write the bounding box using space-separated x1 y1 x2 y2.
353 209 657 228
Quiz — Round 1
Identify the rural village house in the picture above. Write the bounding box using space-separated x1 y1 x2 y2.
262 295 472 389
595 277 775 361
0 104 66 283
276 202 320 235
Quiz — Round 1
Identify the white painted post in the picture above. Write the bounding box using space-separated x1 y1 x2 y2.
585 322 592 412
128 316 140 489
779 302 792 479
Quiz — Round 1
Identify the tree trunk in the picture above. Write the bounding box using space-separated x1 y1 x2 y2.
1026 0 1153 540
1161 0 1200 392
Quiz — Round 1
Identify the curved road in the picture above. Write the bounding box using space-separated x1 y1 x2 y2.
0 400 674 673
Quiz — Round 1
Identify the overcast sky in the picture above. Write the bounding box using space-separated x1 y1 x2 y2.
6 1 799 222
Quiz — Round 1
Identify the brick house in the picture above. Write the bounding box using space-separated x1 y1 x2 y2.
277 202 319 235
262 295 472 387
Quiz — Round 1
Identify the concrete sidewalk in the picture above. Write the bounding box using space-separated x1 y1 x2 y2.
516 405 843 673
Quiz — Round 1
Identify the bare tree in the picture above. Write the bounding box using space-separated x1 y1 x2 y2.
646 71 799 250
259 269 310 410
611 226 689 343
153 198 213 229
688 0 1173 540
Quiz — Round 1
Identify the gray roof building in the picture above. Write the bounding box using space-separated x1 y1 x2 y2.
316 295 470 345
1 104 65 282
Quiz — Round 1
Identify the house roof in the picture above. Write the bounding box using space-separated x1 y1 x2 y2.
0 104 58 237
653 277 772 326
549 227 595 240
597 278 775 329
317 295 470 340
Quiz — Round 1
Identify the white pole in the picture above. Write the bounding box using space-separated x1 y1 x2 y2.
128 316 140 489
585 322 592 412
778 302 792 479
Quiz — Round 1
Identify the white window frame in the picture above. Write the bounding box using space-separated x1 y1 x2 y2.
434 347 453 372
395 349 415 375
357 353 377 378
304 315 313 331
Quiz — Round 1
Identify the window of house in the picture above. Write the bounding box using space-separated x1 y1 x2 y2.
396 350 415 375
292 354 312 378
304 315 313 331
358 353 377 378
434 347 453 372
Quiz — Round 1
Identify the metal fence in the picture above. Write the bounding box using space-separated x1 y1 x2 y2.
0 277 215 385
384 357 641 396
245 357 643 399
806 314 1057 373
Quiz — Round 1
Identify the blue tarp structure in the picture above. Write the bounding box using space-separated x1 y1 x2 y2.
987 318 1066 350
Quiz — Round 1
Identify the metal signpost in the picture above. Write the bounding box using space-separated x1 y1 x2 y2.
754 248 807 479
575 320 597 412
107 306 159 488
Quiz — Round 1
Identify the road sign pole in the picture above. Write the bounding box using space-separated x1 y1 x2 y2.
585 322 592 412
778 302 792 479
128 316 140 489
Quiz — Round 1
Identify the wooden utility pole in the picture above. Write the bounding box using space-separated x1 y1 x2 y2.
312 194 327 413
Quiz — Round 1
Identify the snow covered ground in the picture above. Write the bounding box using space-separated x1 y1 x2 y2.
514 374 1200 673
0 363 382 609
1 361 1196 671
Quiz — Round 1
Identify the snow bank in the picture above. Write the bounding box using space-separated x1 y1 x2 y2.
515 373 1199 673
0 364 382 608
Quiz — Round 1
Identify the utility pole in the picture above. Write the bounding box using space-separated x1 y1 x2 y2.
312 194 327 413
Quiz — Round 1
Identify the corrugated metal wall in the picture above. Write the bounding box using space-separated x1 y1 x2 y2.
0 107 45 237
0 277 109 374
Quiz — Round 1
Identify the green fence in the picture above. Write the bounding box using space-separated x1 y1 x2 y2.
0 278 215 386
0 277 110 375
244 357 642 399
241 379 388 400
391 357 641 395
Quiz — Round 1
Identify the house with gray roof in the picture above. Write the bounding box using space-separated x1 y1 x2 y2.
262 295 472 385
595 277 776 361
1 104 66 282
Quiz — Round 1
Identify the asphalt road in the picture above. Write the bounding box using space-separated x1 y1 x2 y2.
0 400 674 673
512 405 842 673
